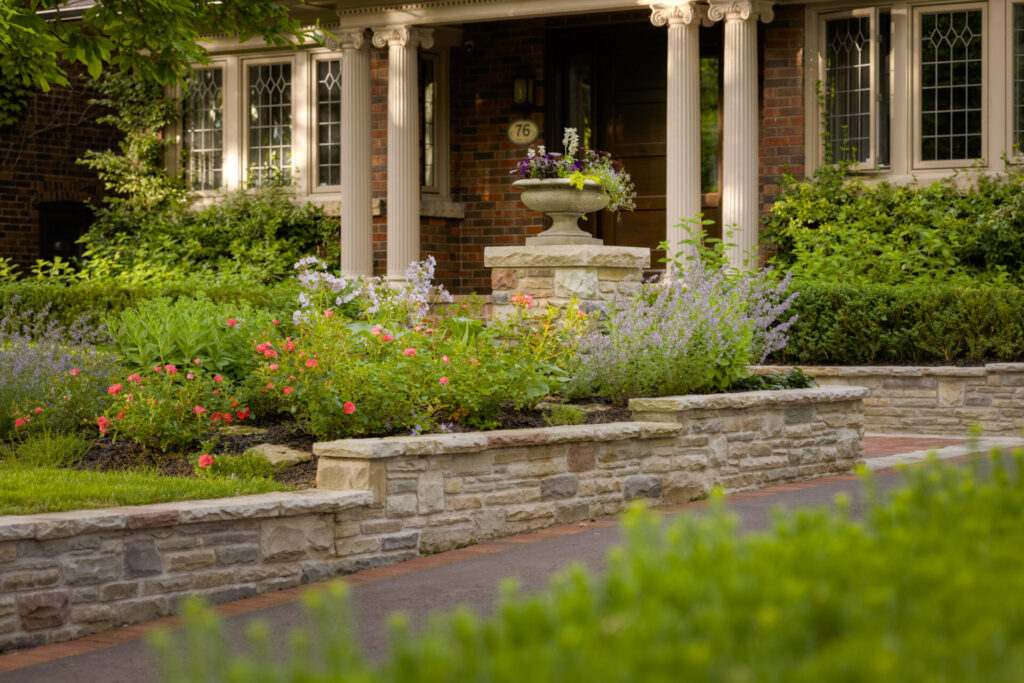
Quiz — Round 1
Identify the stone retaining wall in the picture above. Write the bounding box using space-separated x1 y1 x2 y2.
0 490 371 652
754 364 1024 435
314 386 865 566
0 387 865 651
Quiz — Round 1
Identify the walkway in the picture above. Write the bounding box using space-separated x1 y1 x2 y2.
1 433 1020 682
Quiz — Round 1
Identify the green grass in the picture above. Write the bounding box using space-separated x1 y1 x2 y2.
0 465 291 515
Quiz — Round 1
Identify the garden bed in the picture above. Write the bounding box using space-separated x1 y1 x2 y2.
0 386 865 652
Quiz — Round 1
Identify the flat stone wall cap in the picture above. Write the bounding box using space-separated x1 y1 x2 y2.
484 245 650 269
753 365 989 378
0 491 374 539
628 386 869 413
986 363 1024 372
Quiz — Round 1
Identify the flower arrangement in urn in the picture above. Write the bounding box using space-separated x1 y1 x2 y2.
512 128 637 245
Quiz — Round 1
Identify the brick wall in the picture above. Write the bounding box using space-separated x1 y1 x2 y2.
759 5 806 221
0 68 119 271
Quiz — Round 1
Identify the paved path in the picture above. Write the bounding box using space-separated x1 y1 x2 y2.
1 433 1021 682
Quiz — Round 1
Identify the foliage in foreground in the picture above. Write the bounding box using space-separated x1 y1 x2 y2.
777 281 1024 364
765 163 1024 286
0 464 288 515
155 454 1024 682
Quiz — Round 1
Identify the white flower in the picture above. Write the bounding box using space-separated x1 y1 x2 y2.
562 127 580 158
537 145 546 156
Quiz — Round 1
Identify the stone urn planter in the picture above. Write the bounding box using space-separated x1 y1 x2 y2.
514 178 606 246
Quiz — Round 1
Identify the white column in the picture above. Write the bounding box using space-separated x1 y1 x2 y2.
338 29 373 278
651 2 706 273
372 26 434 285
708 0 773 270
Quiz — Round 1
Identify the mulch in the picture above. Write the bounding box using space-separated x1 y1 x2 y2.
73 402 633 490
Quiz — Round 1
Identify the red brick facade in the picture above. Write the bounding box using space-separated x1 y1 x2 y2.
1 10 807 294
0 68 119 272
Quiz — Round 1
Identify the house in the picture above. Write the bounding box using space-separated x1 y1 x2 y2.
1 0 1019 294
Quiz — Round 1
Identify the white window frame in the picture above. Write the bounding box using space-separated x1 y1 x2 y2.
911 2 988 170
309 49 344 194
419 45 453 205
817 8 883 171
1008 1 1024 162
240 53 305 189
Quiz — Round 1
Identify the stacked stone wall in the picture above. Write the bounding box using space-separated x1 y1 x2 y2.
755 365 1024 435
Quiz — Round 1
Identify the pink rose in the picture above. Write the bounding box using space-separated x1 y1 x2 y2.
108 384 123 396
371 327 382 336
193 405 206 415
283 387 295 395
441 355 451 364
272 319 280 325
14 418 27 429
194 358 201 365
153 365 163 372
226 318 238 327
97 416 110 434
324 310 334 318
164 364 178 375
305 358 319 368
69 368 81 377
127 374 142 383
269 364 279 371
187 373 195 380
198 454 214 468
382 334 394 342
403 348 417 357
116 411 124 420
439 376 449 385
213 375 223 383
342 401 356 415
34 407 42 414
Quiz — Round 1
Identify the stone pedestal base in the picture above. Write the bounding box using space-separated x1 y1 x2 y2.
484 244 650 317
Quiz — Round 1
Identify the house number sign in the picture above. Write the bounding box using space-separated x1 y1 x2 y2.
507 119 540 146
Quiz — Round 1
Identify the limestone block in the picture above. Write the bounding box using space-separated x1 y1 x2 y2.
123 538 163 578
541 474 579 499
62 555 123 587
381 533 420 551
71 604 112 625
99 581 139 601
473 510 505 539
215 545 258 566
662 472 707 504
417 470 446 514
568 443 596 472
484 245 651 270
250 444 311 468
336 537 381 557
18 591 69 631
114 598 169 626
555 502 591 524
484 489 524 506
260 515 333 562
623 475 662 500
359 519 403 535
492 268 518 289
419 525 473 554
3 569 60 592
554 268 598 299
386 494 418 518
165 549 217 572
316 458 385 504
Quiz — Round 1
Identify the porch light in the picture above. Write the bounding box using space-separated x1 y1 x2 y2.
513 74 535 112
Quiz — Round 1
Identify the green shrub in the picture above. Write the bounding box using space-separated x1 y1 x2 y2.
0 280 298 332
193 450 280 479
155 453 1024 682
0 430 92 468
765 164 1024 286
777 282 1024 364
108 295 278 381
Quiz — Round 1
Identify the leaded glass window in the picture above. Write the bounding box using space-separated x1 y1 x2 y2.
184 69 223 191
248 63 292 184
1015 5 1024 153
420 56 436 189
920 10 983 161
825 17 871 163
317 60 342 187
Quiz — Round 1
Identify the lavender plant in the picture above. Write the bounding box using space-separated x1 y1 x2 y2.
565 261 797 404
0 300 122 437
513 127 637 214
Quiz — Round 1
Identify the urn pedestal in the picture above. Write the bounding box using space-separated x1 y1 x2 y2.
513 178 605 246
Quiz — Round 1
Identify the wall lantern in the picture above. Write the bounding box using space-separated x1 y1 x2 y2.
513 74 535 113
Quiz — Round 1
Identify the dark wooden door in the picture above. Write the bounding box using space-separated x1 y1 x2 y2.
546 22 724 264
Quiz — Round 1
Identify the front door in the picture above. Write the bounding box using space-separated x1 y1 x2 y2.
547 21 723 268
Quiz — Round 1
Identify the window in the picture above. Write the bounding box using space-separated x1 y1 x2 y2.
183 68 223 191
819 10 890 168
247 63 292 184
420 54 437 191
1015 4 1024 153
919 8 983 161
316 59 342 187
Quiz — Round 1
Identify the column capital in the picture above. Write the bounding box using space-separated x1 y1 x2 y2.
649 2 708 27
371 25 434 50
706 0 774 24
328 28 368 52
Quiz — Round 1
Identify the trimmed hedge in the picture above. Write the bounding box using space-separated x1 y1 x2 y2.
777 282 1024 364
0 280 299 329
154 455 1024 682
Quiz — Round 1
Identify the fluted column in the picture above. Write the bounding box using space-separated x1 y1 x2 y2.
651 2 706 273
708 0 773 269
372 26 434 284
337 29 373 278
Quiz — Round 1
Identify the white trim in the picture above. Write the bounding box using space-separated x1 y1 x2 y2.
334 0 644 28
309 49 344 194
